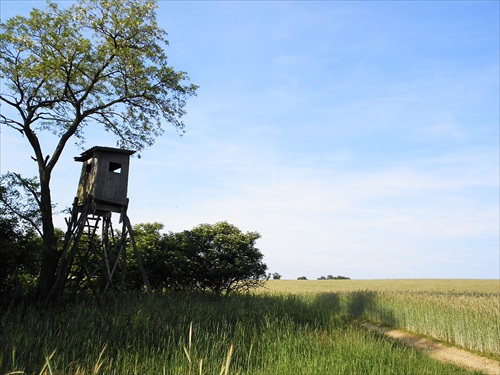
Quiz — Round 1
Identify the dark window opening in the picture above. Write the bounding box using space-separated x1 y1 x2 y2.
85 162 92 173
109 162 122 174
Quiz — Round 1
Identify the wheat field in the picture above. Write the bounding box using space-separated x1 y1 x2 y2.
259 279 500 294
257 279 500 358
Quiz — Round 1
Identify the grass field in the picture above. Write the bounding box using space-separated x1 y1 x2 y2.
1 279 497 374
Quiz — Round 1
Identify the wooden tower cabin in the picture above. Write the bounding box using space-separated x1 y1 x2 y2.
49 146 151 302
74 146 134 213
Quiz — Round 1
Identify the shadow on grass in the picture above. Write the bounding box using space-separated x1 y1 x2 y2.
344 290 398 326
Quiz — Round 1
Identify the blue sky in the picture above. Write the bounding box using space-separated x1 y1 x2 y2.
1 1 499 279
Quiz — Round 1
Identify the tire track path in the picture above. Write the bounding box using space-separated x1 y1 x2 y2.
361 323 500 375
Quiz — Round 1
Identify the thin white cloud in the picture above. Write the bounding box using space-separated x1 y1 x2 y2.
128 140 498 279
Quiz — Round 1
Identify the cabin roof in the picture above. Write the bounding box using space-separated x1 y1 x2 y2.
74 146 135 162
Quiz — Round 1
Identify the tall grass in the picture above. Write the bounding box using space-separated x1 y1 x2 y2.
0 292 482 374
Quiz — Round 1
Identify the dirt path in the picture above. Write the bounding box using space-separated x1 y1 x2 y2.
361 323 500 375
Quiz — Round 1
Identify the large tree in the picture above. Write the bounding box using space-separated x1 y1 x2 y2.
0 0 198 300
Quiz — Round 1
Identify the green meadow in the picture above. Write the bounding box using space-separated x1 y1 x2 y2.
1 279 497 374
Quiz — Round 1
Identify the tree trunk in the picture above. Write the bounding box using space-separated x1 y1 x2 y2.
36 171 60 302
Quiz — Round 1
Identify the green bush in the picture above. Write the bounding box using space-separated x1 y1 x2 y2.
130 221 267 295
0 216 43 304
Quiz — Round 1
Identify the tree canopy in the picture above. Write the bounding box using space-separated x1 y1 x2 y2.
0 0 197 153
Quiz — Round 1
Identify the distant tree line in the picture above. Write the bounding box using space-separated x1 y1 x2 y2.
317 275 350 280
268 272 282 280
266 274 351 281
295 275 351 280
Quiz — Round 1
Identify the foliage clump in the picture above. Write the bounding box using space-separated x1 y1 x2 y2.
129 221 268 295
0 214 43 304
